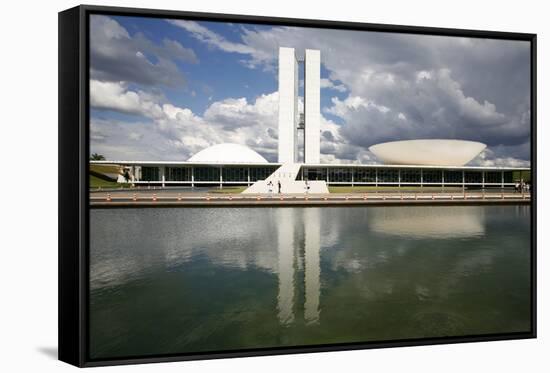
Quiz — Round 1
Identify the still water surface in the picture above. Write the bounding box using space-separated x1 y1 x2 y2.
90 205 531 359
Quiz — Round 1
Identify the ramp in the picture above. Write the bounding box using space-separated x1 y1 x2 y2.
243 163 328 194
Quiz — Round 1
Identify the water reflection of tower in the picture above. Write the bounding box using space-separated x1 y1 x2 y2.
276 208 321 326
276 209 295 325
304 208 321 324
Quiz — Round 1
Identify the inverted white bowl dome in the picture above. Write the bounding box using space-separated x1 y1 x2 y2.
188 143 268 164
369 139 486 166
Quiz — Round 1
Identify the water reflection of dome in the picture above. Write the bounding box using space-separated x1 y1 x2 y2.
188 143 268 164
369 206 485 239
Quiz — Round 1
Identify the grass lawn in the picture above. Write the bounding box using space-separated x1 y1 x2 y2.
208 186 247 194
329 186 464 193
512 170 531 183
90 174 130 189
90 164 121 174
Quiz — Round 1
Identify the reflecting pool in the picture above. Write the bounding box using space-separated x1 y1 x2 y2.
89 205 531 359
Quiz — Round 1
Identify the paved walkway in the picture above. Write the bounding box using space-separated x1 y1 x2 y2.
90 190 531 207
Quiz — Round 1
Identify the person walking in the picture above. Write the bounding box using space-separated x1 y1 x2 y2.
520 178 525 193
278 180 281 194
267 180 273 194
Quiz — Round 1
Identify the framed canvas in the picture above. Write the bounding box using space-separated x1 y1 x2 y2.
58 4 537 367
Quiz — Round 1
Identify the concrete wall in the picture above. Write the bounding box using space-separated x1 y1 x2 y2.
278 47 298 163
304 49 321 164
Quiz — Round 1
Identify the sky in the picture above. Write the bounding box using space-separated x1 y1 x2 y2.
89 14 531 166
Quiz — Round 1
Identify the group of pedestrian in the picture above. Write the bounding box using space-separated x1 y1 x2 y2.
514 179 530 193
266 179 310 194
267 180 281 194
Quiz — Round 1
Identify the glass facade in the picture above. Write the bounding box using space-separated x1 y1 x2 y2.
194 166 221 182
422 170 442 183
141 166 159 182
134 164 520 187
166 167 191 182
222 167 248 182
485 171 502 184
354 168 376 183
377 169 399 183
328 168 353 183
504 171 514 183
401 169 421 183
303 167 327 181
465 171 482 184
444 170 463 184
250 166 278 182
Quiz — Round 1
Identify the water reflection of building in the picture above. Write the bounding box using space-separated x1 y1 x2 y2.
304 208 321 324
369 206 486 239
276 209 296 325
276 208 321 326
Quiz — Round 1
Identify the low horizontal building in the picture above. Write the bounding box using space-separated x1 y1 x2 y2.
90 160 529 189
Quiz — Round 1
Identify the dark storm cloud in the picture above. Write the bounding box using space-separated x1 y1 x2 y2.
334 67 528 150
90 16 198 87
322 130 335 142
267 127 278 140
434 38 531 116
313 35 531 157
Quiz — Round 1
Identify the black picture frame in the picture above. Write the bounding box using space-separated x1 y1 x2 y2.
59 4 537 367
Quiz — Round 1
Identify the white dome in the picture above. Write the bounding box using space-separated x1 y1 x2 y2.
188 143 268 164
369 139 486 166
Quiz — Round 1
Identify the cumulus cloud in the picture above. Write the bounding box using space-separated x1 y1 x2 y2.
168 20 275 69
470 149 530 168
91 118 183 160
90 15 197 87
203 93 279 130
168 20 256 55
90 80 165 118
90 79 357 164
90 125 107 142
320 78 347 92
129 132 144 141
325 68 517 149
90 80 280 161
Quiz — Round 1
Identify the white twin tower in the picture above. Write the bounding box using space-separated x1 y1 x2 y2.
278 47 321 164
243 47 328 193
